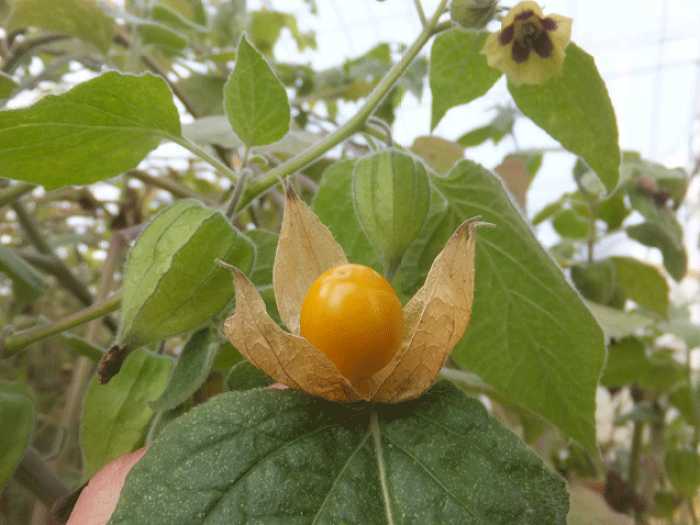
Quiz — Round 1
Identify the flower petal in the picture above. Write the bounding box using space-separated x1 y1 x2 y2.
502 1 543 27
368 219 479 403
224 267 362 402
273 187 348 334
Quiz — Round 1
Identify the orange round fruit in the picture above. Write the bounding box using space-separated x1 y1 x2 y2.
300 264 404 385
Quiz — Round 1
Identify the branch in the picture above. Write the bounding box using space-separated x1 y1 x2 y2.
128 170 214 204
14 448 70 509
1 292 122 358
0 182 34 208
1 34 70 73
233 0 450 214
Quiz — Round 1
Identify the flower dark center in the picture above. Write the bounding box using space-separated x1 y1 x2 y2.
499 12 558 64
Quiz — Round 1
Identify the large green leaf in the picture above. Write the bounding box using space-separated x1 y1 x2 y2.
6 0 114 52
665 449 700 499
313 160 380 271
0 72 181 189
353 149 431 275
428 161 604 452
223 35 290 146
600 337 649 388
509 45 620 193
119 200 255 349
0 382 34 489
110 381 568 524
429 29 501 129
151 328 219 412
81 350 172 477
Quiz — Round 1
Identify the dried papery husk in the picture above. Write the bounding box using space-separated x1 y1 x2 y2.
224 267 362 402
273 187 347 334
366 219 479 403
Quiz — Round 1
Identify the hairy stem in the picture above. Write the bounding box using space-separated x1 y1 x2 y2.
2 293 122 357
172 136 239 183
233 0 450 214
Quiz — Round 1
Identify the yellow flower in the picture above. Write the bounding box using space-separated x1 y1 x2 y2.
482 1 572 85
223 187 480 404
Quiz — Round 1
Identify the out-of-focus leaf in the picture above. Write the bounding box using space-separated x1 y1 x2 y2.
410 136 463 174
430 29 501 129
587 302 653 340
626 221 686 281
81 350 172 477
223 35 290 146
601 337 649 388
553 208 591 239
6 0 114 52
60 334 105 362
151 328 220 412
0 72 181 188
119 200 255 349
176 75 225 116
109 382 568 524
611 256 669 317
0 382 34 489
509 45 620 193
665 449 700 499
494 155 534 210
353 149 431 274
248 9 315 55
137 21 188 53
571 260 620 306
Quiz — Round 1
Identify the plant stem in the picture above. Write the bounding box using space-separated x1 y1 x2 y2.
1 293 122 357
128 170 213 203
225 146 251 220
14 448 70 509
1 34 69 73
628 418 645 523
0 182 34 208
173 136 239 182
414 0 428 26
233 0 450 214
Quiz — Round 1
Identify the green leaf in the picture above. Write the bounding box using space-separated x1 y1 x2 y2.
137 21 188 53
509 44 620 193
110 381 568 524
353 149 431 275
611 256 669 317
175 75 226 116
60 334 105 362
430 29 501 129
223 35 290 147
410 136 464 174
248 10 315 55
247 229 277 288
552 208 591 240
669 383 700 427
312 160 380 270
665 449 700 499
570 260 620 306
225 361 273 392
119 200 255 349
0 72 181 189
601 337 649 388
81 349 172 477
626 221 686 281
0 72 17 99
0 382 34 489
0 246 46 308
151 328 219 412
587 302 654 340
435 161 605 452
6 0 114 52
